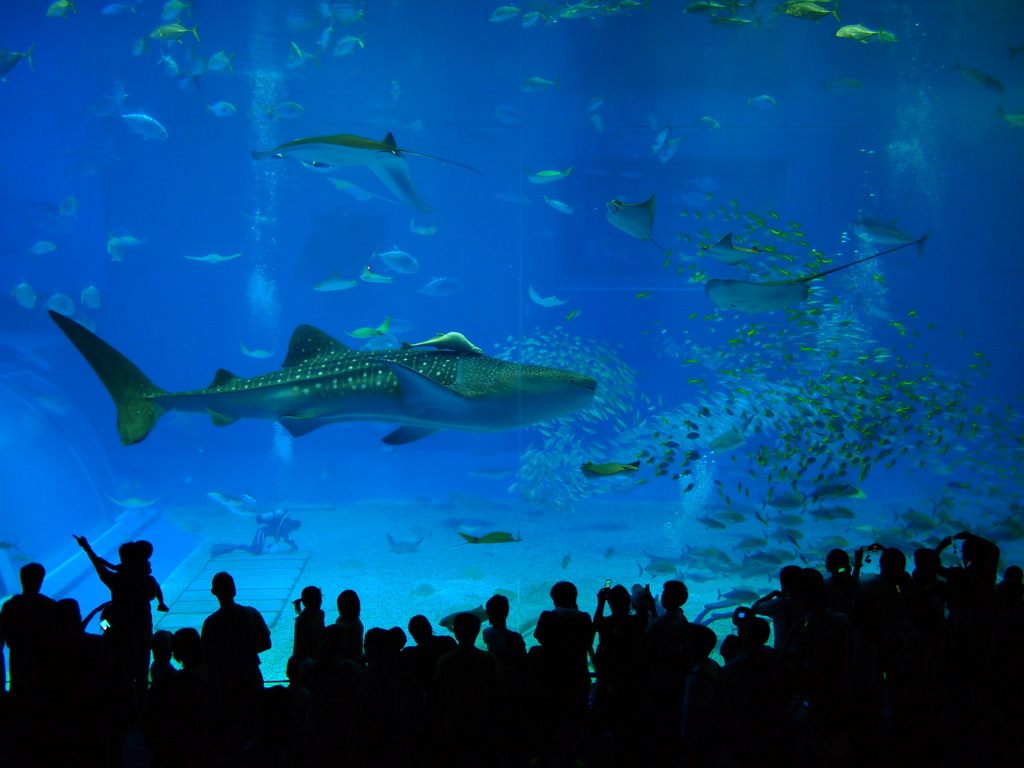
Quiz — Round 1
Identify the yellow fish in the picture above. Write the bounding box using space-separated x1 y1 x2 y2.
347 315 391 338
150 22 200 41
524 165 573 184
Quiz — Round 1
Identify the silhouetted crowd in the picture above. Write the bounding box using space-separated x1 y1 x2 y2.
1 529 1023 767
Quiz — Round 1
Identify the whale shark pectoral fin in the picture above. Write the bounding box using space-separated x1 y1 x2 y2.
382 425 442 445
367 151 434 213
207 408 239 427
375 359 475 436
280 416 331 437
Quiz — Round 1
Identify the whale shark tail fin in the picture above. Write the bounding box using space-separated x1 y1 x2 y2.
49 310 167 445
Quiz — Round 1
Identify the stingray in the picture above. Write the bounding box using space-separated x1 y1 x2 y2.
252 131 479 213
606 194 664 251
702 233 761 265
386 533 423 554
706 234 928 313
528 285 570 307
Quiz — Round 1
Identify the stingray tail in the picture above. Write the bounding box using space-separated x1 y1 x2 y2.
916 231 930 257
49 311 167 445
799 234 931 283
379 131 482 174
400 149 482 175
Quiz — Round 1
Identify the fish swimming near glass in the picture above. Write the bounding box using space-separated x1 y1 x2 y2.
251 131 479 213
49 311 597 446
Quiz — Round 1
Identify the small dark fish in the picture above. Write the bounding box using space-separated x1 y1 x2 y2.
686 432 700 439
956 64 1004 92
457 531 521 544
683 483 696 493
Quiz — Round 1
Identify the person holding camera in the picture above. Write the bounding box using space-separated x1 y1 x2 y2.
751 564 806 650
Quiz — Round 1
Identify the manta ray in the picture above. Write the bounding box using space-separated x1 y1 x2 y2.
251 131 479 213
705 234 929 313
605 194 664 251
49 311 595 446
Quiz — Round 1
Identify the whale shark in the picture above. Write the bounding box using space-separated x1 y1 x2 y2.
49 311 596 446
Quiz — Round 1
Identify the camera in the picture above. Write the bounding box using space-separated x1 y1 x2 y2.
859 542 884 563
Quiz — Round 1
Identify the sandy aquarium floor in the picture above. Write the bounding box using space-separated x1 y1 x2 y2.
156 495 1021 682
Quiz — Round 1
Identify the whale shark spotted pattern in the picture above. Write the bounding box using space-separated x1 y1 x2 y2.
49 312 596 446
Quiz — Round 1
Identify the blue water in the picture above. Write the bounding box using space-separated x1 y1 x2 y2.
1 1 1023 658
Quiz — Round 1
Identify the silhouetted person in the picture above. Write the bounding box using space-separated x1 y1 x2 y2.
988 564 1024 733
300 626 365 765
0 562 55 696
291 585 325 665
824 548 861 617
532 580 595 758
484 594 533 762
402 614 456 699
721 615 788 767
644 578 691 760
681 623 722 765
435 612 498 768
907 546 949 627
75 536 165 704
201 571 272 748
363 626 409 768
894 590 952 763
133 540 169 610
862 546 910 713
99 602 141 768
592 581 646 761
149 629 176 689
168 627 219 765
482 594 526 661
334 588 364 663
935 530 1001 718
752 564 807 649
399 613 456 766
779 569 853 762
993 564 1024 616
0 562 57 766
144 629 177 763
